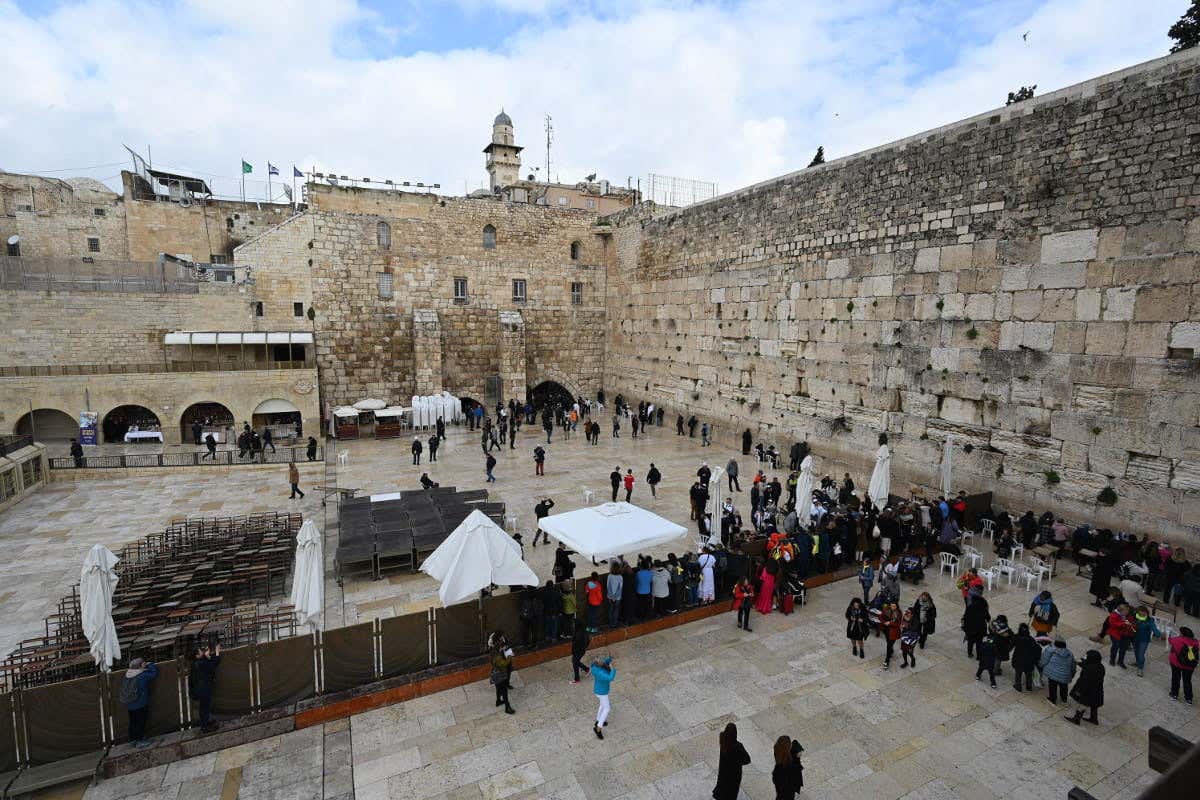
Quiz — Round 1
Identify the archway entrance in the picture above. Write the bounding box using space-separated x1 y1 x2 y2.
102 405 161 443
14 409 78 442
252 399 301 441
530 380 574 414
180 402 235 445
459 397 482 430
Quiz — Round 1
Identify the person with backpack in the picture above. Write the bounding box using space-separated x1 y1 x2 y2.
772 736 805 799
1168 626 1197 704
846 598 870 659
1011 623 1041 692
570 626 591 684
1106 603 1136 668
120 657 159 746
1040 638 1077 705
1065 650 1105 725
646 463 662 497
990 615 1014 676
1131 605 1163 677
490 642 515 715
975 629 999 687
1028 590 1060 636
429 433 440 462
584 572 603 633
591 654 616 740
189 643 221 732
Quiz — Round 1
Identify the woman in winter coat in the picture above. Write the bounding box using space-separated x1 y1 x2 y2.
771 736 804 800
1010 623 1041 692
910 592 937 649
857 560 875 604
712 722 751 800
1028 590 1060 636
990 615 1014 676
961 594 991 658
880 603 902 670
1040 639 1077 705
1106 604 1136 669
1089 551 1118 607
845 598 870 659
1066 650 1106 725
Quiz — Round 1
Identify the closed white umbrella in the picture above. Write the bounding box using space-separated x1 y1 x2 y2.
795 455 814 524
421 510 538 606
353 398 387 411
940 437 953 497
289 520 324 631
80 544 121 670
868 444 891 506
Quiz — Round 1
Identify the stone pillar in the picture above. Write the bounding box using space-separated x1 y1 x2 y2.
412 309 443 396
498 310 527 404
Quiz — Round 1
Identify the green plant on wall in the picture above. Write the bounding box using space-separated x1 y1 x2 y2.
1097 487 1118 506
1044 470 1061 484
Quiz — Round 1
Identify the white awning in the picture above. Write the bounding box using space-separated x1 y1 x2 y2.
333 406 360 418
373 406 408 418
163 331 314 345
254 399 299 415
536 503 688 561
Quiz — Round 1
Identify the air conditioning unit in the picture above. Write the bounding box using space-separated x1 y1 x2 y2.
599 180 610 195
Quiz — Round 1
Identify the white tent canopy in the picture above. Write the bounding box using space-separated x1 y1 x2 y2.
940 437 953 497
868 444 892 506
353 398 387 411
290 520 324 631
80 544 121 670
537 502 688 561
421 510 538 606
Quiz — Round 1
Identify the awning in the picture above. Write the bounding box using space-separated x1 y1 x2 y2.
537 502 688 561
373 406 409 418
333 406 360 418
164 331 314 345
254 399 299 415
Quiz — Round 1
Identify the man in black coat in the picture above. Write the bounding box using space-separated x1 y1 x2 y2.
70 438 84 468
190 644 221 732
742 429 753 456
532 497 554 546
610 468 622 502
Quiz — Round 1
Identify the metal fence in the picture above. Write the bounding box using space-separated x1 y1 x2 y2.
0 436 34 458
0 361 312 378
0 256 202 294
48 446 320 470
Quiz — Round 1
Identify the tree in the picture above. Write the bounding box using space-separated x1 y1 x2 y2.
1169 0 1200 52
807 146 825 167
1005 85 1036 105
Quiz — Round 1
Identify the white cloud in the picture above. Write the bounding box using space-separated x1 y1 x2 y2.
0 0 1188 200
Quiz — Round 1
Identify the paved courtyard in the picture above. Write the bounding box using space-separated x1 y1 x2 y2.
4 420 1198 799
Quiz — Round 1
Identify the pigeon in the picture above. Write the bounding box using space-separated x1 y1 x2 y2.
1022 31 1029 41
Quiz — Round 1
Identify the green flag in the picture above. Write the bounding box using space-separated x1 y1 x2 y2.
241 160 253 174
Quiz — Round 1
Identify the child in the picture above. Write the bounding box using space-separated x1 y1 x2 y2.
899 609 920 669
990 615 1014 677
976 630 998 687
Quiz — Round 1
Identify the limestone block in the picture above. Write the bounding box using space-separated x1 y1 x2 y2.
930 347 959 372
1134 286 1190 322
1124 323 1170 358
1022 322 1055 352
1039 289 1076 321
1148 391 1200 426
991 429 1062 463
1169 322 1200 351
1186 218 1200 252
1028 262 1087 290
1096 418 1163 456
939 395 982 425
872 253 894 276
1161 425 1200 460
964 293 995 320
1051 411 1101 444
1097 227 1125 261
1000 266 1031 291
999 321 1022 350
1012 290 1043 321
826 258 850 279
940 243 973 271
1010 377 1045 406
1114 390 1151 419
1171 460 1200 491
1075 289 1101 321
998 237 1039 265
1085 322 1127 355
940 293 965 318
1053 322 1087 354
1055 468 1112 502
975 269 1002 293
710 288 726 303
1074 385 1115 414
914 248 940 273
1123 220 1186 257
1040 228 1098 264
1125 452 1172 486
972 239 998 268
1061 441 1090 470
937 272 958 294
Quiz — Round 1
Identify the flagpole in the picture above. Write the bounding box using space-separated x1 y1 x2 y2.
267 167 272 204
240 157 245 203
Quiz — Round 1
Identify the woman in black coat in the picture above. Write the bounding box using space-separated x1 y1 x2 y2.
771 736 804 800
712 723 751 800
1089 551 1117 606
1010 623 1041 692
1066 650 1105 725
961 595 990 657
910 592 937 649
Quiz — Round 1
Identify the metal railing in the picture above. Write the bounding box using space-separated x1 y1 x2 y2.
0 361 314 378
0 256 204 294
0 436 35 457
48 445 320 470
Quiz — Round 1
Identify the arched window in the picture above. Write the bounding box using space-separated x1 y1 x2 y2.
570 241 581 261
482 224 497 250
377 221 391 249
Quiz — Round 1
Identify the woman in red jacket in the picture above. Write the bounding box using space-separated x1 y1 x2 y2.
1168 626 1197 704
880 603 902 670
732 577 755 632
1106 604 1136 669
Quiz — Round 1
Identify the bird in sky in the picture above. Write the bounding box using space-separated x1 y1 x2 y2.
1022 31 1030 41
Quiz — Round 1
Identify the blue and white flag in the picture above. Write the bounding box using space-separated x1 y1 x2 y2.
293 166 303 178
268 163 279 176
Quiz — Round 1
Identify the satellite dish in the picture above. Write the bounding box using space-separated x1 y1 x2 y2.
6 235 18 246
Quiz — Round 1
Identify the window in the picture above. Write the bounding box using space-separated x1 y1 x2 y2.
586 198 596 209
557 196 568 206
570 241 581 261
453 277 468 303
254 301 264 317
571 282 583 305
378 272 394 299
87 237 100 253
293 302 304 317
210 254 228 264
5 241 18 257
93 207 106 217
482 224 496 249
377 221 391 249
512 278 527 303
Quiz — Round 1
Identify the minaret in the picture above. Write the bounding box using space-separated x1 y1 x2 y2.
483 110 522 191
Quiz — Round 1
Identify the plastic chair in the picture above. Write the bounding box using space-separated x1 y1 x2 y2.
337 450 349 467
1009 543 1024 563
958 529 974 546
1016 565 1040 592
1028 557 1053 586
962 546 984 570
996 557 1019 585
977 566 997 592
979 519 996 540
505 514 518 532
938 553 959 579
1154 615 1175 653
583 489 595 504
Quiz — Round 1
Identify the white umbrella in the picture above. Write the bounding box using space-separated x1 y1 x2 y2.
940 437 953 497
353 398 387 411
708 467 723 526
80 544 121 670
421 510 538 606
795 455 814 525
289 520 324 631
868 444 891 506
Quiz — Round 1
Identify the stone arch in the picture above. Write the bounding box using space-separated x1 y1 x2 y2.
179 401 235 443
528 370 584 404
14 408 78 442
100 404 162 443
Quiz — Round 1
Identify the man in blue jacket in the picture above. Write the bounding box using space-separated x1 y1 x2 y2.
120 658 159 746
591 655 616 740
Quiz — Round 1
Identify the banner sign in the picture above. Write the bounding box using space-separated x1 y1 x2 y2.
79 411 98 446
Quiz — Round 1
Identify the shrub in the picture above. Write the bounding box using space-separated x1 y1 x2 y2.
1044 470 1061 484
966 327 979 340
1097 487 1118 506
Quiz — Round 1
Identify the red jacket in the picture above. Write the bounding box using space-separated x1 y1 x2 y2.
623 474 635 491
882 611 902 641
1169 635 1198 670
1107 611 1135 641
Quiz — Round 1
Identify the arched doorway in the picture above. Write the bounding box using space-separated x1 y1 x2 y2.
14 409 78 442
459 397 482 430
530 381 574 414
180 402 235 445
102 405 161 443
252 399 301 441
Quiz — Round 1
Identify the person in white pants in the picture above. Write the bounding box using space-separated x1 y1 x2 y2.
590 655 616 740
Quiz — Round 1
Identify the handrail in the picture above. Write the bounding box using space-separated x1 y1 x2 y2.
0 435 35 457
0 362 314 378
48 446 321 470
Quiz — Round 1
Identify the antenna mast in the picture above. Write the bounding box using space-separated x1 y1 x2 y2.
544 114 553 182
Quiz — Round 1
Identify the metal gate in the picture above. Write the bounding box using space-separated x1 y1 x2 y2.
484 375 502 408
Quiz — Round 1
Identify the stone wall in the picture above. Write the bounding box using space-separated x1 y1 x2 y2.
603 48 1200 542
1 173 127 259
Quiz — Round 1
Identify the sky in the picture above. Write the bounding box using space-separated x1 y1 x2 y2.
0 0 1190 203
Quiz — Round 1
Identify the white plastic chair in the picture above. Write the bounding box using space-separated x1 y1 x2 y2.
583 489 595 504
1016 565 1040 591
1028 557 1053 586
505 514 518 532
938 552 959 579
996 557 1019 586
958 529 974 546
1009 543 1024 563
1154 615 1175 654
337 450 349 467
979 519 996 540
977 566 997 592
962 546 984 570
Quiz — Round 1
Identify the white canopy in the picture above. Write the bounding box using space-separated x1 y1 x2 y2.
80 545 121 671
289 520 324 631
795 455 814 523
332 406 360 418
373 406 409 418
940 437 953 497
537 502 688 561
868 444 892 506
353 398 387 411
164 331 313 345
420 510 538 606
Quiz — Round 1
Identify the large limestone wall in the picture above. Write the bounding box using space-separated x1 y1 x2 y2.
603 49 1200 542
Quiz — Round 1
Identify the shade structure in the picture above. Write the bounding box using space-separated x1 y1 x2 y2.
537 502 688 561
795 455 814 524
420 510 538 606
80 544 120 670
289 520 324 631
867 444 891 506
940 437 953 497
353 398 387 411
